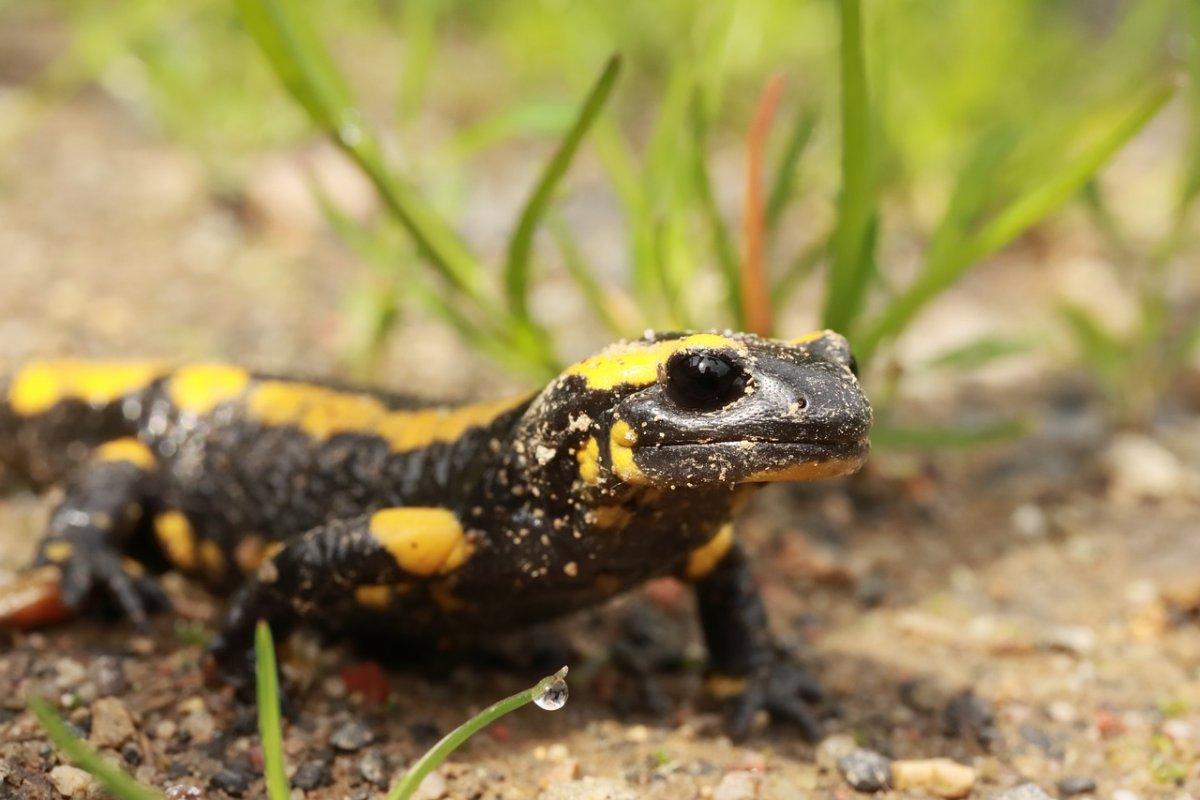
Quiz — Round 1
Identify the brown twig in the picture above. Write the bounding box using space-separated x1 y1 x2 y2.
740 72 785 337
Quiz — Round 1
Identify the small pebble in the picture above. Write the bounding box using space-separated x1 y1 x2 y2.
88 697 136 748
359 750 389 788
891 758 976 799
944 690 1000 747
180 707 216 744
815 734 858 772
1018 724 1062 758
837 749 892 792
993 783 1053 800
49 764 97 798
330 719 374 752
210 768 251 797
411 770 447 800
88 656 129 697
712 770 759 800
1056 776 1097 797
540 758 582 787
292 759 331 790
540 777 636 800
165 787 203 800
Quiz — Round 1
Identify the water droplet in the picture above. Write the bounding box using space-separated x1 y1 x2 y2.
533 667 569 711
337 115 364 148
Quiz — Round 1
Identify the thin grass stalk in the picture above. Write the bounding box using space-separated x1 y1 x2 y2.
822 0 875 335
856 82 1174 361
688 93 744 328
505 55 621 323
765 105 817 233
30 698 164 800
549 218 629 337
256 622 291 800
385 669 568 800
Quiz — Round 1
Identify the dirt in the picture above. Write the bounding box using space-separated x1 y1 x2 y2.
2 51 1200 800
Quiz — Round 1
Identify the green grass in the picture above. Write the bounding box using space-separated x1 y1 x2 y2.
256 621 290 800
16 0 1193 437
29 622 571 800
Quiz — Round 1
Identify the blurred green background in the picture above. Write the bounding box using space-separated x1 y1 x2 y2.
0 0 1195 435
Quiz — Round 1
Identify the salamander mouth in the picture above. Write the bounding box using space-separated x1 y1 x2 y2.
627 438 870 484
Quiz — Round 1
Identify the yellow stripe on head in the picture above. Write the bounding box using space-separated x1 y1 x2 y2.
168 364 251 415
564 333 742 391
10 360 167 416
369 507 474 576
95 438 156 471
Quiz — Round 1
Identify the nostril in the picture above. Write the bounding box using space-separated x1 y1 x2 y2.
793 395 808 412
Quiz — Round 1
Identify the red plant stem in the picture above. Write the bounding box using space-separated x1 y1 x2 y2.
740 72 785 337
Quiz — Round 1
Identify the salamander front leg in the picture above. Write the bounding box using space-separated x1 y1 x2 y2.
207 507 473 687
690 537 825 739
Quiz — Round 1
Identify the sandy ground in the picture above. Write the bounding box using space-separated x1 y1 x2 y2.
0 69 1199 800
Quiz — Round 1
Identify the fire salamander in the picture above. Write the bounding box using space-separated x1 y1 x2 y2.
0 330 870 737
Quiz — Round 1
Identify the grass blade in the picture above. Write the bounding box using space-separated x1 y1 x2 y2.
505 54 621 323
256 621 291 800
872 419 1029 450
30 697 164 800
238 0 486 302
857 81 1174 361
689 92 743 327
822 0 876 335
740 72 785 336
550 218 630 337
765 105 817 233
923 336 1033 370
386 667 569 800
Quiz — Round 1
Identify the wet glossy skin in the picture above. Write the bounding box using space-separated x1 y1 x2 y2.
0 329 871 738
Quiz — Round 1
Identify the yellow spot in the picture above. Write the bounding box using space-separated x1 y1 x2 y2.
168 364 251 415
200 540 225 577
686 524 734 580
369 507 473 576
608 420 648 484
706 673 748 699
154 511 196 571
588 505 633 529
95 438 156 471
355 584 394 609
10 360 166 416
44 542 73 562
121 558 146 577
564 333 742 390
246 381 526 453
563 561 579 577
233 536 269 574
789 329 835 346
576 437 601 485
743 456 863 483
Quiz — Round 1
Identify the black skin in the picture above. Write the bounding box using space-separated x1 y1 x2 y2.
0 330 871 738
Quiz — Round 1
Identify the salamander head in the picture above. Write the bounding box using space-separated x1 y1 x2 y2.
529 330 871 489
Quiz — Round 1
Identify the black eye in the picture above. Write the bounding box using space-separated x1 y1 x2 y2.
664 352 748 411
847 354 859 377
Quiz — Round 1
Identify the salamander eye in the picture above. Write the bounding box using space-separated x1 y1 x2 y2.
664 352 749 411
848 354 859 377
